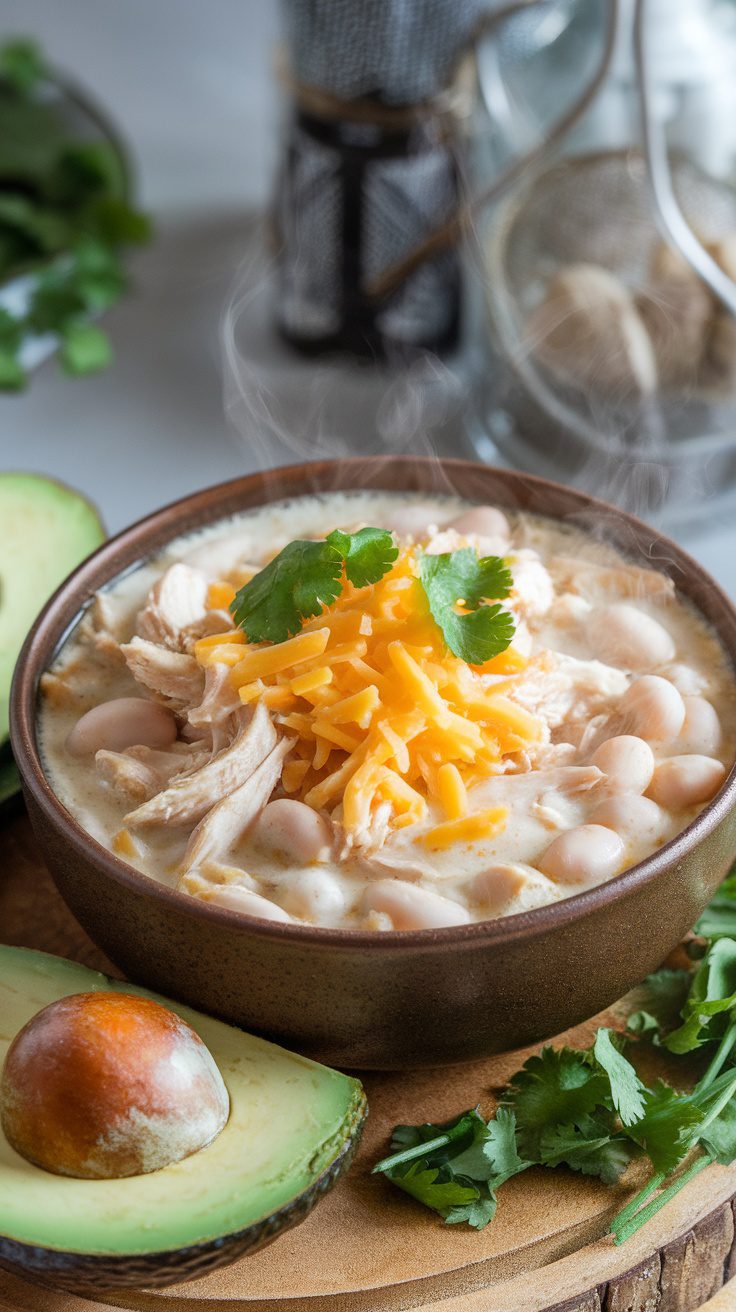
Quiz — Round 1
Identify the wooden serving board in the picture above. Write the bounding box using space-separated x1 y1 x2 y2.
2 813 736 1312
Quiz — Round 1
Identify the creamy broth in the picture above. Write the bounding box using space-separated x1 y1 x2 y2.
39 491 736 931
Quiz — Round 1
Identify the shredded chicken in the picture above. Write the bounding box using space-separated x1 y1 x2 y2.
550 555 676 603
186 663 243 753
181 736 294 871
96 743 209 802
178 866 258 897
358 849 434 883
545 764 605 793
507 550 555 620
335 798 394 858
39 672 96 713
510 652 628 730
73 592 132 665
121 637 205 711
125 701 277 827
181 609 236 648
136 563 209 650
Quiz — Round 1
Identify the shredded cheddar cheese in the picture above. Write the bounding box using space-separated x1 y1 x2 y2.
437 762 468 820
113 828 141 859
419 807 509 850
206 581 237 611
193 547 544 842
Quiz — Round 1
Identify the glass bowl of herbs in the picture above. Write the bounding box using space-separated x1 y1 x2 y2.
0 38 150 390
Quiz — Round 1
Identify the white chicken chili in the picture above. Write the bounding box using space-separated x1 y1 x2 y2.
38 490 735 931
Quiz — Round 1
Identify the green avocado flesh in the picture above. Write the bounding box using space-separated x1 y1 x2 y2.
0 947 365 1258
0 472 105 742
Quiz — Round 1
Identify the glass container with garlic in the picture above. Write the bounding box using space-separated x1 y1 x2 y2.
468 0 736 526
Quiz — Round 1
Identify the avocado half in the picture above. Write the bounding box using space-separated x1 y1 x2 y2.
0 947 366 1291
0 471 105 745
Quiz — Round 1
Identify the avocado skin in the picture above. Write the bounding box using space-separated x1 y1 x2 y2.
0 1091 366 1291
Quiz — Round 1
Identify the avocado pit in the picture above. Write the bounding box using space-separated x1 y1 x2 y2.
0 991 229 1179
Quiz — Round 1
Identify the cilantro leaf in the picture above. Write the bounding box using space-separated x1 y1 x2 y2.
0 350 24 390
326 527 398 588
230 529 397 644
665 939 736 1054
700 1096 736 1165
622 1080 704 1174
444 1194 498 1229
538 1116 634 1184
505 1047 609 1159
418 548 515 665
450 1108 528 1185
389 1160 480 1216
697 873 736 941
593 1029 647 1126
0 307 24 387
0 39 46 95
27 275 86 334
59 322 112 375
626 1010 663 1038
626 967 692 1040
231 539 343 644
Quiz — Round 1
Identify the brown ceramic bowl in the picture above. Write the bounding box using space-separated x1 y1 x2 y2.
10 459 736 1069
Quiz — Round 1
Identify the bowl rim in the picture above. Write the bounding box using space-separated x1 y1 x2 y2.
10 456 736 951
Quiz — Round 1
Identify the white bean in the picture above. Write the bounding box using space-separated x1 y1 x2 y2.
675 697 722 757
448 506 510 542
538 825 624 885
661 663 707 697
469 864 537 913
252 799 332 864
203 884 293 922
619 675 685 742
281 869 346 922
589 794 665 843
67 698 177 757
590 603 675 669
590 735 654 795
647 756 726 809
363 880 471 930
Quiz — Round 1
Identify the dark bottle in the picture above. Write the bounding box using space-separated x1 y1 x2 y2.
274 100 462 360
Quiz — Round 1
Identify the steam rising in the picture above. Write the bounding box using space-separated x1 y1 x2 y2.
220 231 466 492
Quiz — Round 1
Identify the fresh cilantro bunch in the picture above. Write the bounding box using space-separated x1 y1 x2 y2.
0 37 151 388
374 1028 646 1231
230 528 516 665
374 908 736 1246
230 528 398 644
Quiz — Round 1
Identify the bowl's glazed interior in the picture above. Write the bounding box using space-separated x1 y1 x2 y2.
10 459 736 1067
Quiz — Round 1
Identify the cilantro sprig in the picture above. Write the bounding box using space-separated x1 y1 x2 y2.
230 528 398 644
373 877 736 1245
419 548 515 665
372 1107 529 1230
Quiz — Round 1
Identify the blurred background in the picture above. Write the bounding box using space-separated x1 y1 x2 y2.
1 0 736 592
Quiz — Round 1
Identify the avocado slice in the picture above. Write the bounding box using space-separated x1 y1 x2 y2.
0 947 366 1291
0 472 105 744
